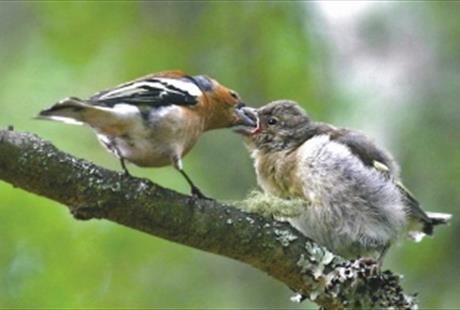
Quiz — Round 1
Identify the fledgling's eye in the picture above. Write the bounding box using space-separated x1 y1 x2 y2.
267 117 278 125
229 91 239 100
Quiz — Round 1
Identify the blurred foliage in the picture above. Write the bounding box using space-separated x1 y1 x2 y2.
0 1 459 308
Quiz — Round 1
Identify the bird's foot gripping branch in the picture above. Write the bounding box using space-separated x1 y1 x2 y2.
0 129 417 309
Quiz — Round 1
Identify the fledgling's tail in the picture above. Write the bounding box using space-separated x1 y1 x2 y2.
409 211 452 242
36 97 91 125
423 212 452 234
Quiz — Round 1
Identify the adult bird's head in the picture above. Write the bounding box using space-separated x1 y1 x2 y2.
235 100 313 152
187 75 256 130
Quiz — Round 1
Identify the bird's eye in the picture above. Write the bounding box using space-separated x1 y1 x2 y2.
229 91 239 100
267 117 278 125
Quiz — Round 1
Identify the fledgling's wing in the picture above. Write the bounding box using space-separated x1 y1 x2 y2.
329 128 398 176
329 128 435 233
89 71 203 108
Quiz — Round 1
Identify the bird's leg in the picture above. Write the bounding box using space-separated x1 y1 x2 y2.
172 156 210 200
101 137 132 176
178 169 209 199
119 157 131 176
110 142 131 177
377 244 390 268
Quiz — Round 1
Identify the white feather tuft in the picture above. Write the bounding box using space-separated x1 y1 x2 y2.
290 293 304 303
426 212 452 221
408 231 426 242
111 104 141 116
36 115 84 125
98 78 202 100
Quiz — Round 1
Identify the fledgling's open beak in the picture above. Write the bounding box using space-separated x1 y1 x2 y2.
233 106 260 135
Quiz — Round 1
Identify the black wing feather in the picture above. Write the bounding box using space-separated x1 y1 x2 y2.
88 78 199 108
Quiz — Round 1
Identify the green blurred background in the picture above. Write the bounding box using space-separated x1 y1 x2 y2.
0 1 459 308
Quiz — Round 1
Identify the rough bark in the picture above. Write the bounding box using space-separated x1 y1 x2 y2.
0 129 417 309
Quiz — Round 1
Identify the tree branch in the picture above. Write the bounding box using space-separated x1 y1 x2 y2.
0 129 417 309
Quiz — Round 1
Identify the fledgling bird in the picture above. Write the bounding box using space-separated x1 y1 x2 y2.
236 100 451 261
37 70 256 198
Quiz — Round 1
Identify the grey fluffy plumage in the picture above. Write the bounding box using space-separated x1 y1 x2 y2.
240 100 451 260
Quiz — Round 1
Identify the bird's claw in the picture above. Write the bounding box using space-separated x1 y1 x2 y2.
191 186 212 200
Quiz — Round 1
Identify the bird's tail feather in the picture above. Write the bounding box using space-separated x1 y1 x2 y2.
425 212 452 230
37 97 91 125
410 211 452 242
37 97 135 136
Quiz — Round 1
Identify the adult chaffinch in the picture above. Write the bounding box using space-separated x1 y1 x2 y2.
236 100 451 261
38 70 256 198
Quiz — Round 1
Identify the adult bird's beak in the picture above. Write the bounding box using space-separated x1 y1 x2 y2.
234 106 260 135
